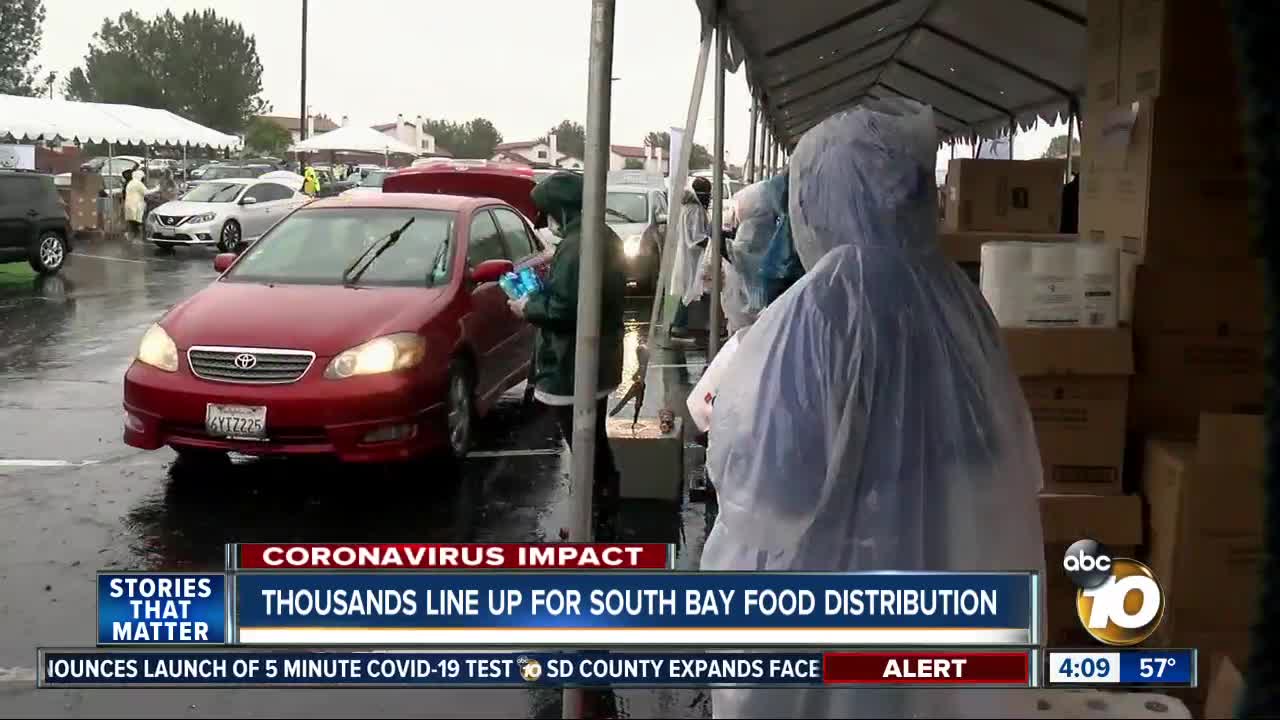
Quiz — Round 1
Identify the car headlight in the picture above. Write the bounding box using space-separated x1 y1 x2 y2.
184 212 217 225
623 235 643 258
136 323 178 372
324 333 426 379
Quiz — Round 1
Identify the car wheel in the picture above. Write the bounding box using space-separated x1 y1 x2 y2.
217 220 241 253
29 231 66 275
445 358 476 461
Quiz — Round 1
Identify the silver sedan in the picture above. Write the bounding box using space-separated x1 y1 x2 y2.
146 178 310 253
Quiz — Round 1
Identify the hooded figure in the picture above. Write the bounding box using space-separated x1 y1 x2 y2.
702 101 1044 719
123 168 147 232
670 179 713 309
513 172 627 540
303 167 320 196
759 169 803 304
721 180 774 332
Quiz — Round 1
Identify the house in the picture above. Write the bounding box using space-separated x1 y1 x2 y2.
258 113 339 144
556 155 584 170
373 114 439 155
609 144 667 174
491 135 568 166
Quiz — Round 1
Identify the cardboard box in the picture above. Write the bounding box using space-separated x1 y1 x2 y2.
1142 415 1263 629
938 231 1076 265
1119 0 1240 104
1204 655 1244 720
1085 0 1122 107
1131 264 1264 376
1004 328 1133 493
943 159 1066 233
1117 250 1138 325
1080 96 1250 263
608 416 683 502
1129 374 1263 435
1041 491 1142 645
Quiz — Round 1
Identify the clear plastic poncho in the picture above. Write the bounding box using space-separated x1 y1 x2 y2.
702 100 1045 719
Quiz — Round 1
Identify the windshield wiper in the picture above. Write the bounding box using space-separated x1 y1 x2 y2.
605 208 635 223
342 217 416 287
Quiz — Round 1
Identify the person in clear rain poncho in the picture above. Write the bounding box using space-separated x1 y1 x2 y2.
668 178 713 337
702 100 1045 719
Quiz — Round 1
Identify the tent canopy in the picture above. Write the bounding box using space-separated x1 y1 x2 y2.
699 0 1086 147
289 125 421 156
0 94 241 148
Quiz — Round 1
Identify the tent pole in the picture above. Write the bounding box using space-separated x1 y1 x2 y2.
709 14 727 360
564 2 614 714
1008 117 1016 159
1065 104 1076 179
745 97 758 184
644 27 712 350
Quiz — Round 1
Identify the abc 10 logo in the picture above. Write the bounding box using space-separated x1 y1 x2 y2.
1062 539 1166 646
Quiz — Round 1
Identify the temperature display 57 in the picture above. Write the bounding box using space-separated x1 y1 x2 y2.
1046 649 1196 687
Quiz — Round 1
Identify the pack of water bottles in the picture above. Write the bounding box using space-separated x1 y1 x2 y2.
498 267 544 300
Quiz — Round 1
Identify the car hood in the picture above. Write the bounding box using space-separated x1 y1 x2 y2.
162 281 450 355
153 200 234 217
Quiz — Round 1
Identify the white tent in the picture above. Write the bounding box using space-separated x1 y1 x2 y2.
0 94 240 148
288 125 420 156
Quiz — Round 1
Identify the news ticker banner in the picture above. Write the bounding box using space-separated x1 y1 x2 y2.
40 649 1038 688
38 648 1200 689
98 570 1036 646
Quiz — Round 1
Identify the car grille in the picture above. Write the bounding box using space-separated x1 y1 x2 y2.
154 214 186 227
187 346 315 384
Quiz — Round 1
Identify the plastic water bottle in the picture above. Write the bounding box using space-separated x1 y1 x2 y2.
498 273 523 300
519 267 542 295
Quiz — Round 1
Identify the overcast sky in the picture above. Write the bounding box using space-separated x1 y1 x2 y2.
34 0 1062 168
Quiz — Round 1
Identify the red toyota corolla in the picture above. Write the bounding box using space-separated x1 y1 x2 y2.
123 168 549 463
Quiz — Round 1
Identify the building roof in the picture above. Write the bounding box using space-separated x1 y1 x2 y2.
259 114 338 133
491 150 535 166
610 144 648 158
494 140 544 151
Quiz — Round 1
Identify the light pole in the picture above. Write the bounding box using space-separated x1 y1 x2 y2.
300 0 309 142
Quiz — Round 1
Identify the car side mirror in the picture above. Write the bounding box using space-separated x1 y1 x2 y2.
240 196 258 205
655 212 668 225
213 253 237 273
470 259 514 284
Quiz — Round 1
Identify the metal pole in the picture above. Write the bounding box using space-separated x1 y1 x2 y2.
1008 118 1016 159
709 17 726 360
1064 105 1076 178
300 0 309 142
745 97 758 184
644 29 712 347
757 116 767 179
563 1 614 716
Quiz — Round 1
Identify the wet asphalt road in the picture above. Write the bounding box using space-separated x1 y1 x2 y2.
0 238 715 718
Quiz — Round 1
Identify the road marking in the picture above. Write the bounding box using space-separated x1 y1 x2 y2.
467 448 563 459
0 667 36 684
73 254 148 264
0 459 99 467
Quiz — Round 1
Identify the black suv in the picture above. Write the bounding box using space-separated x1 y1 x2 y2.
0 170 71 274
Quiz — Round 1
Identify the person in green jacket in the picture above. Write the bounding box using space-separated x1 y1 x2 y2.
509 171 627 541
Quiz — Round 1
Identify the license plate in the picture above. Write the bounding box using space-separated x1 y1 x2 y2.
205 404 267 440
156 228 175 237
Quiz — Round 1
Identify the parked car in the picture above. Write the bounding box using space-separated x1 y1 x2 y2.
123 173 549 465
341 169 391 197
146 177 310 253
0 170 71 274
606 183 668 293
187 164 272 188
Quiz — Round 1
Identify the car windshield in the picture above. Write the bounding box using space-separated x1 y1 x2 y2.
360 171 389 188
605 192 647 224
183 182 244 203
225 208 455 287
202 166 249 180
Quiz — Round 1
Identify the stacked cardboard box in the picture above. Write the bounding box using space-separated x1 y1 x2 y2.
1040 493 1143 646
1080 0 1263 434
942 158 1066 235
69 171 103 233
1003 327 1133 495
1141 413 1262 711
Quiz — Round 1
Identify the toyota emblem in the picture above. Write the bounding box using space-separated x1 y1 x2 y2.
233 353 258 370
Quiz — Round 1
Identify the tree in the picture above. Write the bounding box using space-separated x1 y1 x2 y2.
624 158 645 170
423 118 466 155
1041 134 1081 159
644 130 712 169
0 0 46 96
544 120 586 160
460 117 503 159
63 10 269 132
243 117 293 156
